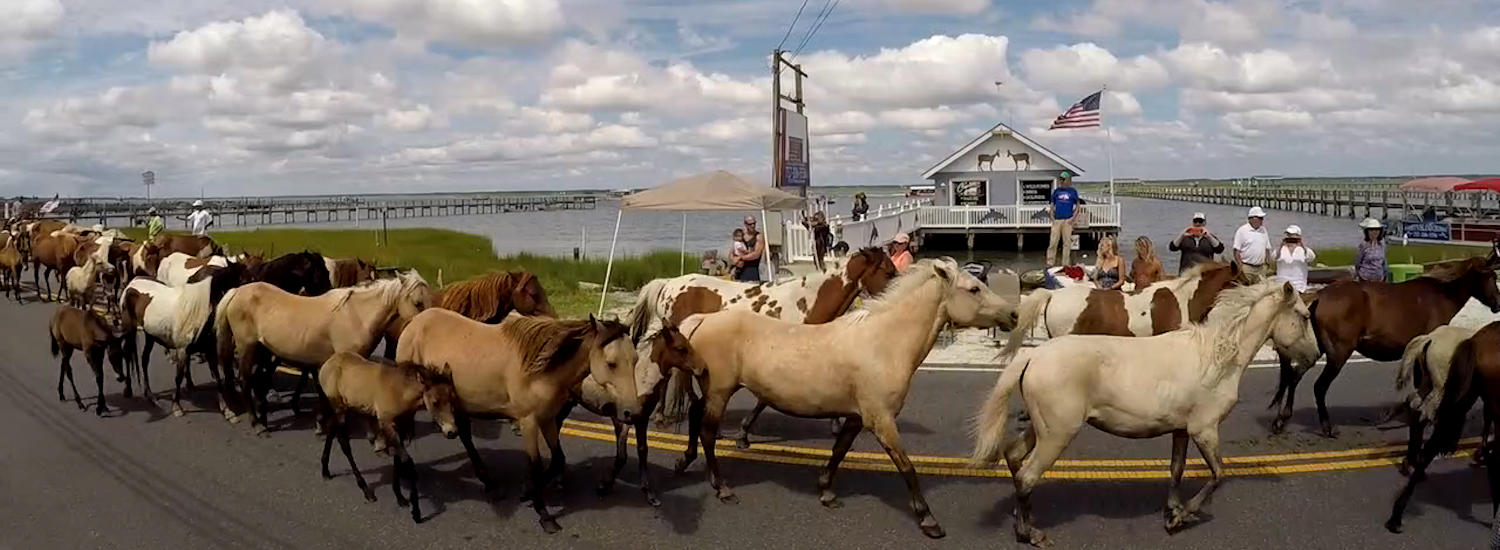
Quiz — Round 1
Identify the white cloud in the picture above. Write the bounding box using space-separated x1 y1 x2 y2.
540 41 761 114
392 124 657 165
1402 76 1500 113
316 0 564 46
801 34 1013 110
376 104 436 132
810 111 877 135
0 0 64 59
148 9 328 87
1104 91 1142 118
1165 43 1325 93
878 107 963 129
1293 11 1357 41
1031 0 1278 46
1020 43 1168 93
1222 109 1314 137
689 117 762 142
1181 87 1376 113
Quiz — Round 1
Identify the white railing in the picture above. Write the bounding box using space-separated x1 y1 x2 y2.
784 223 814 261
917 203 1121 229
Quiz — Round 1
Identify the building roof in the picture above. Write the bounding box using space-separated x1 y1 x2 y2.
920 122 1084 180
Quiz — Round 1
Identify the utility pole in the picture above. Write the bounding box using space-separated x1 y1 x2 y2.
771 50 809 197
142 170 155 202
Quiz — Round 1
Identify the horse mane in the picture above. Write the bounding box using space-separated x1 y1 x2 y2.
1191 281 1289 376
503 316 629 373
437 271 528 321
840 258 953 323
332 269 427 311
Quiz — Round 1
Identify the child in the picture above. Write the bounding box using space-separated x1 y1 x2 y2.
729 228 748 279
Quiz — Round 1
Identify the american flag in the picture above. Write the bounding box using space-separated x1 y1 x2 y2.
1049 90 1102 130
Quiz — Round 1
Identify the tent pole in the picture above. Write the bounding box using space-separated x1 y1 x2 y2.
600 209 622 316
680 212 687 275
762 208 772 283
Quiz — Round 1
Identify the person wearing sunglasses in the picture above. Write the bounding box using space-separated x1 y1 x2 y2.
1169 212 1224 274
732 215 765 282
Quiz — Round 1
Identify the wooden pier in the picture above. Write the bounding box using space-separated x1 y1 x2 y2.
1119 185 1500 221
34 194 599 228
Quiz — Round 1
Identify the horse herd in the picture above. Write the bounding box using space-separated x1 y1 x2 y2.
6 218 1500 545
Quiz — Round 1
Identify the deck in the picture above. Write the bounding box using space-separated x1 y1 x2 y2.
784 200 1122 261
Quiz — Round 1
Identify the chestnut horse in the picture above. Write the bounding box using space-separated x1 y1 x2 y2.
1270 255 1500 436
436 270 555 323
152 234 222 258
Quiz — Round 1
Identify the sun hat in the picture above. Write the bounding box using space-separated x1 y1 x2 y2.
1285 225 1302 236
893 232 911 244
147 206 157 214
192 200 204 207
1192 212 1206 221
1359 218 1383 229
1247 206 1266 218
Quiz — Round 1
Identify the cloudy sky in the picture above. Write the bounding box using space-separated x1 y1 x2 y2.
1 0 1497 197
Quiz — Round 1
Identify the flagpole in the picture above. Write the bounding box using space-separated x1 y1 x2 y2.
1103 85 1115 204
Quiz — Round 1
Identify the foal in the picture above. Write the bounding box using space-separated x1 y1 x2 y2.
317 352 458 524
48 306 129 416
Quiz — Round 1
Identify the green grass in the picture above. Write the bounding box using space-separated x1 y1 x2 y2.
121 227 693 317
1315 243 1490 267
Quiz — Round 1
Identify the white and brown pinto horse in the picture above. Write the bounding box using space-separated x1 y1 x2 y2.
1002 262 1245 358
671 259 1018 539
972 281 1320 546
120 269 245 418
214 271 432 433
395 311 640 534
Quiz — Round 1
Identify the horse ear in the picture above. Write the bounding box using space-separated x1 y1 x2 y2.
932 262 951 282
1281 281 1296 302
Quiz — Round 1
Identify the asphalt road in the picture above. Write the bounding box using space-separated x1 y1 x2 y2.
0 295 1493 550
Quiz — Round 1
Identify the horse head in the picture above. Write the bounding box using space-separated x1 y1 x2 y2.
848 247 899 297
926 258 1018 331
1430 256 1500 313
535 316 639 422
415 365 459 439
1267 282 1320 367
389 270 434 335
649 320 704 376
509 271 556 317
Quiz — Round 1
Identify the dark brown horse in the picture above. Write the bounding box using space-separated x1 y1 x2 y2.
1385 320 1500 534
326 257 377 289
1271 255 1500 436
49 306 130 416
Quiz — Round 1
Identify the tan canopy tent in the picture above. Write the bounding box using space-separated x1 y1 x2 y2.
600 170 806 313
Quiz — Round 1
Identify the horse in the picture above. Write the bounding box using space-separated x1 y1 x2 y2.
970 281 1321 546
325 257 378 289
0 233 24 301
1270 254 1500 437
670 258 1018 539
395 311 640 533
562 323 704 506
436 270 555 323
31 229 86 301
152 234 222 258
629 247 898 443
215 271 432 433
158 252 228 287
49 306 131 416
120 267 249 418
1002 261 1244 358
1394 324 1489 473
64 258 109 311
1385 321 1500 534
316 352 458 524
128 240 164 277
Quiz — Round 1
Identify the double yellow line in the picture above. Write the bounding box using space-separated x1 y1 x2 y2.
560 418 1478 480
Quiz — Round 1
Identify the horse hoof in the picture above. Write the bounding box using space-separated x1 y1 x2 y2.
1384 519 1403 534
364 492 378 503
735 438 751 450
1397 461 1413 477
540 518 562 534
920 523 946 539
1471 453 1487 468
171 407 185 418
717 491 738 504
322 471 333 480
645 493 661 507
1015 529 1050 547
1269 418 1287 434
121 387 133 398
820 494 842 509
672 459 692 475
396 497 408 508
227 414 241 424
1319 427 1339 439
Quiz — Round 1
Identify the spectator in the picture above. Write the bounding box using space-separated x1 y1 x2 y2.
1131 236 1166 288
733 215 764 282
1046 171 1080 266
890 233 914 272
145 207 165 242
1169 212 1225 273
729 228 748 279
851 192 869 221
1354 218 1388 282
1233 206 1272 280
183 200 213 237
1274 225 1315 292
1093 236 1124 290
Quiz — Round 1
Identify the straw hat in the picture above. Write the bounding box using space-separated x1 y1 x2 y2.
1359 218 1383 229
1247 206 1266 218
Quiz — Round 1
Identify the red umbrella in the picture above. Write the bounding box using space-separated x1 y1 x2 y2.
1400 176 1471 191
1453 179 1500 193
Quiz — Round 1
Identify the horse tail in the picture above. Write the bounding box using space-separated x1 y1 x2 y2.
1000 289 1051 360
49 327 59 358
627 278 667 343
971 352 1031 466
1428 339 1484 456
214 287 241 370
654 368 694 427
1396 334 1432 396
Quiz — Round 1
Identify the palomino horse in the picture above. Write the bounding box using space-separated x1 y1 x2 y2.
316 352 459 524
152 234 222 258
1386 321 1500 534
1270 255 1500 437
1002 261 1244 358
630 246 897 443
215 271 432 432
395 311 640 533
971 281 1321 546
671 259 1017 539
1394 324 1488 473
563 323 704 506
49 306 131 416
436 270 555 323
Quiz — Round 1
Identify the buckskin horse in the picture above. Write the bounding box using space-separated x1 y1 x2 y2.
972 282 1320 546
669 259 1017 539
1270 254 1500 437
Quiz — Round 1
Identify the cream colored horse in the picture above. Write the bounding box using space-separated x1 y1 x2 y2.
395 310 640 534
215 271 432 432
1394 324 1485 473
671 258 1018 539
971 281 1320 546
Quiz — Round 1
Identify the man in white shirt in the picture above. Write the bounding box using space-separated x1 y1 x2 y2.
1233 206 1273 280
185 199 213 237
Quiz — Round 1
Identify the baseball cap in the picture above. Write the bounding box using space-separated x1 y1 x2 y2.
1191 212 1206 221
893 232 911 243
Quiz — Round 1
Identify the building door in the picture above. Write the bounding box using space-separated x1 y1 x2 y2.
952 179 987 206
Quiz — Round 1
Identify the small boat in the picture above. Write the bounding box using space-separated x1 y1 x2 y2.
906 184 936 198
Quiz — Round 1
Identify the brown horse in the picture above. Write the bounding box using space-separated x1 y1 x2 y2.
31 229 85 301
395 311 640 533
1270 255 1500 436
152 234 222 258
436 270 555 323
326 257 378 289
0 233 23 301
49 306 130 416
1385 320 1500 534
317 352 458 524
563 323 704 506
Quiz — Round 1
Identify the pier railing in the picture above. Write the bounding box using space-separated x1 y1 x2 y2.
1119 186 1500 221
783 199 929 262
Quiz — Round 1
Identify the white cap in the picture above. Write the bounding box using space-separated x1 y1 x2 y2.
1191 212 1206 220
893 232 911 243
1285 225 1302 236
1359 217 1383 229
192 200 204 207
1247 206 1266 218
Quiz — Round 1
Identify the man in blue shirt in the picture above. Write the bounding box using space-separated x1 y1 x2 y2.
1046 171 1080 266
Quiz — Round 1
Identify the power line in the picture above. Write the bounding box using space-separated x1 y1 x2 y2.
791 0 839 59
775 0 812 52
